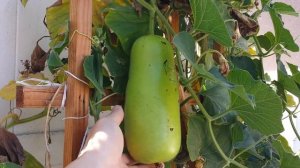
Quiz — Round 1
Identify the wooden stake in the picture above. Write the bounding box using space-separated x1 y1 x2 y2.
63 0 92 166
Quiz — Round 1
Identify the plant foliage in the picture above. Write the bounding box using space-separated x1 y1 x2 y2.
1 0 300 167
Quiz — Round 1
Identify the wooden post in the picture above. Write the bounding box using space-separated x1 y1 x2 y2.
63 0 92 166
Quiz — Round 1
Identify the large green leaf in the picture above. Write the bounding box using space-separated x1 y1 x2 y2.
187 115 232 167
83 52 104 95
173 32 196 63
227 70 284 135
273 2 299 16
269 8 299 52
23 150 43 168
189 0 232 46
273 140 300 168
105 7 149 54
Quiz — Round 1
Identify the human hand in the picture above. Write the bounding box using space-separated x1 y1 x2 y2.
67 105 162 168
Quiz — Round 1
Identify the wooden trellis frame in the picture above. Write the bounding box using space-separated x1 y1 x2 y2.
15 0 93 166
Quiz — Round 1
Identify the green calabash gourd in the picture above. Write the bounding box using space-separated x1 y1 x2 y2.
125 35 181 164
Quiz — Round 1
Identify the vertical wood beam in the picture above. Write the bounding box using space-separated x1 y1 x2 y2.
63 0 92 166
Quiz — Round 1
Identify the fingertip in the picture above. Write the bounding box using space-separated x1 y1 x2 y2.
109 105 124 125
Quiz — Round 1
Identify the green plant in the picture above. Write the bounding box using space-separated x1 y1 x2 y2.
1 0 300 167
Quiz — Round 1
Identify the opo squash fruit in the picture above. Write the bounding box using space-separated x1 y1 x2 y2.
125 35 181 164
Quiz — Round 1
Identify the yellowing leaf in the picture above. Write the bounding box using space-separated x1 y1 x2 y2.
248 46 257 56
21 0 28 7
285 92 296 107
0 81 17 101
54 64 68 83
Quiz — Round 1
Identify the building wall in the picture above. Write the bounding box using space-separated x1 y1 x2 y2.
0 0 299 167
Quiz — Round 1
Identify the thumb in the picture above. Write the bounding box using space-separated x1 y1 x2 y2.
106 105 124 125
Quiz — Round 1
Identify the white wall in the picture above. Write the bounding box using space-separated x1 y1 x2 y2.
0 0 64 167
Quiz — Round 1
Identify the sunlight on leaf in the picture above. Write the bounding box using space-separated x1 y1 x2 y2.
273 140 300 168
228 70 284 135
0 81 16 101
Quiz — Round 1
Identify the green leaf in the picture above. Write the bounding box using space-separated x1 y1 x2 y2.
209 68 256 108
278 70 300 98
0 162 20 168
187 115 204 161
23 150 43 168
229 56 259 80
105 7 149 54
189 0 232 47
202 84 234 124
0 81 16 101
172 32 254 107
104 45 129 77
173 32 196 63
83 53 104 95
273 2 299 16
277 135 294 153
257 31 275 51
112 75 128 94
269 8 299 52
228 70 284 135
47 51 64 73
273 140 300 168
187 115 232 167
287 62 300 75
104 43 129 94
46 1 69 40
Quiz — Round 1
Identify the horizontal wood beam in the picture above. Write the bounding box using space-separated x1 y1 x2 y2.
16 86 124 108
